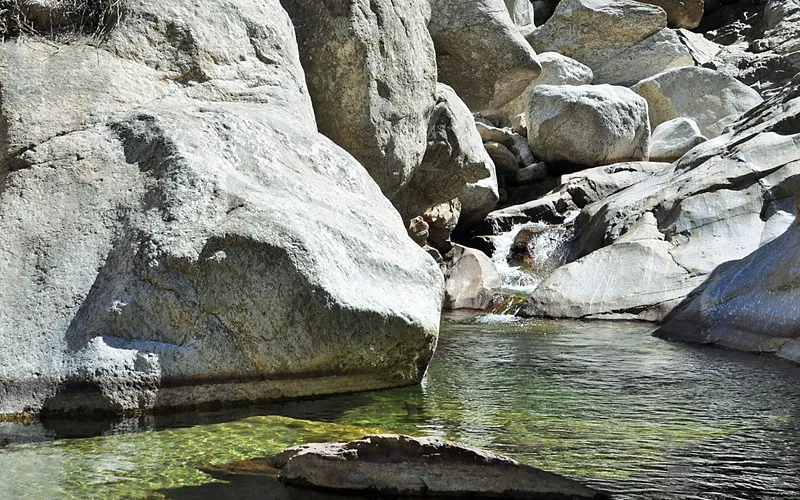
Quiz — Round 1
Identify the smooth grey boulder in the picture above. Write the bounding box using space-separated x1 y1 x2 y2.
520 75 800 322
527 84 651 168
273 435 607 499
632 66 764 139
0 0 443 416
458 167 501 230
444 245 502 310
393 84 492 221
527 0 667 71
649 117 708 161
592 28 694 86
429 0 542 111
557 161 671 207
676 28 721 65
280 0 437 198
503 52 594 118
637 0 704 29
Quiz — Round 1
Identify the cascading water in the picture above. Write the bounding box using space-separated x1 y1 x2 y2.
490 216 577 295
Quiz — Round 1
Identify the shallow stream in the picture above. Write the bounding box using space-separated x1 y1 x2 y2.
1 315 799 499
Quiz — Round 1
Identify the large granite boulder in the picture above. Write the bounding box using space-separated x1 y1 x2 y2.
527 0 667 71
273 435 607 499
504 0 536 25
638 0 705 29
0 0 443 416
393 84 493 221
444 245 502 310
280 0 437 198
527 84 651 169
520 75 800 322
429 0 542 111
633 66 764 139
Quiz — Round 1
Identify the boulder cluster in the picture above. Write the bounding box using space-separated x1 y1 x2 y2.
0 0 799 417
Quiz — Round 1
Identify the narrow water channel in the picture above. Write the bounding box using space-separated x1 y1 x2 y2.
1 314 799 499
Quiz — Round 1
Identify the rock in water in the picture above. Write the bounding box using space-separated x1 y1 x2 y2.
429 0 542 111
527 84 651 169
649 117 708 162
444 245 502 310
273 435 607 499
632 66 764 139
520 75 800 322
281 0 437 198
0 0 443 416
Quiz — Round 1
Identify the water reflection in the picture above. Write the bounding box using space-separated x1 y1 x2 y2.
1 315 799 499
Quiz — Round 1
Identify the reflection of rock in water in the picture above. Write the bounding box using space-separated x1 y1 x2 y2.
491 221 574 294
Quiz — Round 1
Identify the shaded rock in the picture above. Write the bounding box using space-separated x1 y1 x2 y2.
632 66 764 138
592 28 694 86
485 141 520 176
527 84 651 169
527 0 667 71
281 0 437 198
638 0 705 29
408 217 430 246
393 84 492 220
503 52 594 118
0 0 443 416
520 75 800 322
516 162 549 184
430 0 542 111
424 199 462 253
476 121 515 143
649 117 708 161
444 245 502 310
487 193 576 231
654 220 800 363
273 435 606 499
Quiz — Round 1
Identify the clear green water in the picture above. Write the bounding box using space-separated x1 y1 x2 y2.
1 314 800 499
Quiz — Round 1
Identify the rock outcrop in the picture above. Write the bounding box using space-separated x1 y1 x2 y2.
281 0 437 198
429 0 542 111
273 435 607 499
393 84 492 221
0 0 443 416
633 66 764 139
520 75 800 322
527 84 651 169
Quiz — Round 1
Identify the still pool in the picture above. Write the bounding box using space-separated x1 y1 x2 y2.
1 314 799 499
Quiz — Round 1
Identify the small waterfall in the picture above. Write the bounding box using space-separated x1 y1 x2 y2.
491 218 575 295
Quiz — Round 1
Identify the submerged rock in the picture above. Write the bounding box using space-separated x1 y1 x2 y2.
0 0 443 416
273 434 607 499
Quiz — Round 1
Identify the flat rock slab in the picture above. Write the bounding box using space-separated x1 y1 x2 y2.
272 434 608 499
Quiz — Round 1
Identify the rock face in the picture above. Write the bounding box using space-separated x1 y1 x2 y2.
0 0 443 416
632 66 764 139
429 0 542 111
504 0 536 25
649 117 708 161
638 0 704 29
393 84 492 221
444 245 502 310
273 435 607 499
520 75 800 322
527 84 651 169
281 0 437 198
